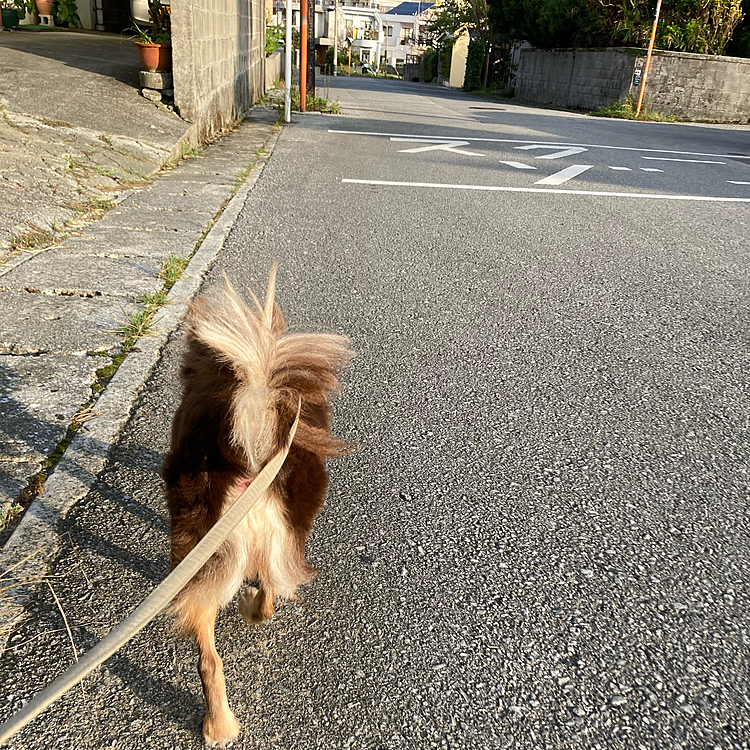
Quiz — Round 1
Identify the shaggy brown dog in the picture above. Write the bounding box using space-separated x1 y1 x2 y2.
162 266 352 746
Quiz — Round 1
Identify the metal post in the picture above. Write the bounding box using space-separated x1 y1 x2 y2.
333 0 338 76
284 0 292 121
635 0 662 118
309 0 316 97
383 17 387 73
300 0 308 111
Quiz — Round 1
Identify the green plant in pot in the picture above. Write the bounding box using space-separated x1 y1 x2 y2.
1 0 29 27
131 0 171 72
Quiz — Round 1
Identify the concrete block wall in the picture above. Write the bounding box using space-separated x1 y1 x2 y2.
644 51 750 123
515 47 637 110
515 46 750 123
265 49 282 89
172 0 266 141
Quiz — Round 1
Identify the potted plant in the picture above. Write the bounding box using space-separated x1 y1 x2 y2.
1 0 27 27
35 0 51 15
131 0 171 72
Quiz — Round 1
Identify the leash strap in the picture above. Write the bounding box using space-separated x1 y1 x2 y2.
0 410 300 746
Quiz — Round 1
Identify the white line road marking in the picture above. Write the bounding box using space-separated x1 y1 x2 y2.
341 178 750 203
728 181 750 185
535 165 593 185
640 168 664 172
642 156 726 164
500 161 537 169
329 129 749 160
515 145 588 159
609 166 631 171
391 137 483 156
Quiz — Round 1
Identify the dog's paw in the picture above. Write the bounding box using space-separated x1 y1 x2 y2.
238 586 260 624
203 710 240 747
239 585 275 624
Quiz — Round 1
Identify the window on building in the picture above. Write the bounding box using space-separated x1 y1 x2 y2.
387 25 393 36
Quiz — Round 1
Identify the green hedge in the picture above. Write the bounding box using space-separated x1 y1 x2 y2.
463 38 485 92
423 48 438 82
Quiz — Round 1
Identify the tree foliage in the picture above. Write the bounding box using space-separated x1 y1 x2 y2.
487 0 745 54
429 0 491 42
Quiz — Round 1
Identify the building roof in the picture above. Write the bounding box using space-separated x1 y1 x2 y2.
385 1 433 15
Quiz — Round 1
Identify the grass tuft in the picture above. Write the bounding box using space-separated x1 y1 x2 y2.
159 253 189 287
114 306 159 348
9 228 55 252
590 95 676 122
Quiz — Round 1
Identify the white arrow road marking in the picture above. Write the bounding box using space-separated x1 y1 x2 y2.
500 161 537 169
390 137 483 156
515 145 588 159
642 156 726 164
535 164 593 185
728 181 750 185
609 166 631 171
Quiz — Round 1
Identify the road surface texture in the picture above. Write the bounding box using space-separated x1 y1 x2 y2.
1 78 749 750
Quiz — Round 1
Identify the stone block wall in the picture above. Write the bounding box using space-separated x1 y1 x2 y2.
515 47 750 123
172 0 266 140
644 51 750 122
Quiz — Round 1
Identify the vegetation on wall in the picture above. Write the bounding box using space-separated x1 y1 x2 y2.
463 37 486 89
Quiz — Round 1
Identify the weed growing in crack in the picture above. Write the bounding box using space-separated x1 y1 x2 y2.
9 228 55 251
159 253 189 288
115 305 159 347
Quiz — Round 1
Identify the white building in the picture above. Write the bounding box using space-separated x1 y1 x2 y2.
270 0 433 73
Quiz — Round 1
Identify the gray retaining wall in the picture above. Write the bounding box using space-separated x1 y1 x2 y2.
172 0 266 140
644 50 750 122
515 47 750 123
265 49 282 90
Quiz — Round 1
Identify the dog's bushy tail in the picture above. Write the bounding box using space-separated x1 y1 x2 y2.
187 264 353 472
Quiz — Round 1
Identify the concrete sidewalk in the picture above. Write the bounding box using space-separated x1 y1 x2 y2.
0 105 280 557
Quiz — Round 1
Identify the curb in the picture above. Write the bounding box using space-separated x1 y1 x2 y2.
0 124 282 648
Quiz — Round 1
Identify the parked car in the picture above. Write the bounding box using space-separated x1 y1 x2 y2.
361 63 377 76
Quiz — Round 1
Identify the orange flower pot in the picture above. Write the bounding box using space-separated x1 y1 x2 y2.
35 0 53 13
135 42 172 73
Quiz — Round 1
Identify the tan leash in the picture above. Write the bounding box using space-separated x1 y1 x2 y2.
0 410 300 746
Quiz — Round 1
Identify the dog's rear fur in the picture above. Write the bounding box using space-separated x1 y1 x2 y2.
163 266 352 746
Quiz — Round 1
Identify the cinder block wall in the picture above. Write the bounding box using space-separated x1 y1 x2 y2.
644 51 750 122
515 47 750 123
515 47 637 110
172 0 266 140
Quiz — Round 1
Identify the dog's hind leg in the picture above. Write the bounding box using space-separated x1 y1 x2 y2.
238 583 276 624
191 605 239 747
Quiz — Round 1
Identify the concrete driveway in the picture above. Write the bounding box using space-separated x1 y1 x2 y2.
0 29 186 144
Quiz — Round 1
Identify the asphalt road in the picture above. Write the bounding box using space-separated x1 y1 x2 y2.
2 79 749 750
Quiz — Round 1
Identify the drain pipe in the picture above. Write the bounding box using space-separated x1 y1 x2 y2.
285 0 292 122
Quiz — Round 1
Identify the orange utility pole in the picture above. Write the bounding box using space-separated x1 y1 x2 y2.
635 0 662 117
300 0 308 112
